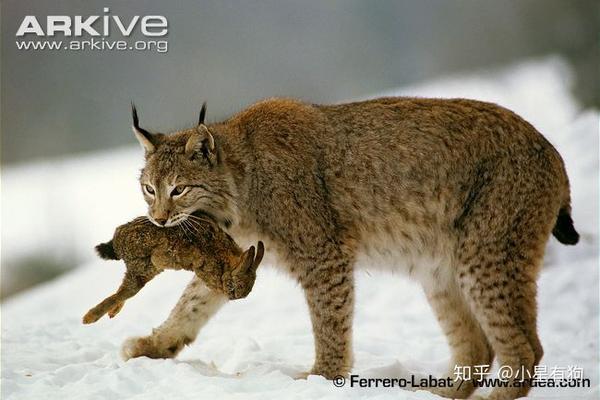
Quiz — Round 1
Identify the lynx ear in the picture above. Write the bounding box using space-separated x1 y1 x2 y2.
185 125 217 164
131 103 155 153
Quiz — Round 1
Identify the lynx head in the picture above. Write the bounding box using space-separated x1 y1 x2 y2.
132 103 238 229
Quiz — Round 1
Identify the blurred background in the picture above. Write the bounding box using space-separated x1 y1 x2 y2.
1 0 599 298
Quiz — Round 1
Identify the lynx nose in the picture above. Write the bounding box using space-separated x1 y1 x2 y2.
154 217 168 226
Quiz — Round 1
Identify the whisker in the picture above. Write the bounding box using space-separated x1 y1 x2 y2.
182 212 212 225
184 220 200 237
184 218 207 234
179 220 194 241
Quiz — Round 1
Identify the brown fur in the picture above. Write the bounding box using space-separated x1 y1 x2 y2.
123 97 578 400
83 216 263 324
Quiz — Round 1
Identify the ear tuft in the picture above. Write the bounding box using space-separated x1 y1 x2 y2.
131 102 155 153
198 102 207 125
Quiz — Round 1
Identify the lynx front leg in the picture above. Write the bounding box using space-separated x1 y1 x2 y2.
298 253 355 379
122 276 228 360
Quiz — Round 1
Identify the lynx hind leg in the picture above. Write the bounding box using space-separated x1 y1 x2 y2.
450 159 561 400
423 278 494 399
456 254 543 400
455 222 550 399
122 276 228 360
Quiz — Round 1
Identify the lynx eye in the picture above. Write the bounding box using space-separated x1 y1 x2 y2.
170 185 188 197
143 184 155 195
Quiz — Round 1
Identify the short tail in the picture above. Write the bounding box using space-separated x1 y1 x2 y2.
552 207 579 245
95 240 119 260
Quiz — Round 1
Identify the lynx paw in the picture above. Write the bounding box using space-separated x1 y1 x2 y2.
309 364 350 380
293 371 311 380
121 335 186 360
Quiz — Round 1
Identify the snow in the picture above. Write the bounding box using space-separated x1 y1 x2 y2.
2 57 598 399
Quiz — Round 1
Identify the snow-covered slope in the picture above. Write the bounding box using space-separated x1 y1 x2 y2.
2 57 598 399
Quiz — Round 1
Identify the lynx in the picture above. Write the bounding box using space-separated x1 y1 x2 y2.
121 97 578 400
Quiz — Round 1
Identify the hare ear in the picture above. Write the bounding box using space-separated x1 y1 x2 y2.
236 241 264 274
185 125 217 164
238 245 256 273
131 103 155 153
252 241 264 273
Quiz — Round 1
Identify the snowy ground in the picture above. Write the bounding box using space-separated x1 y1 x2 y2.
2 57 598 399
